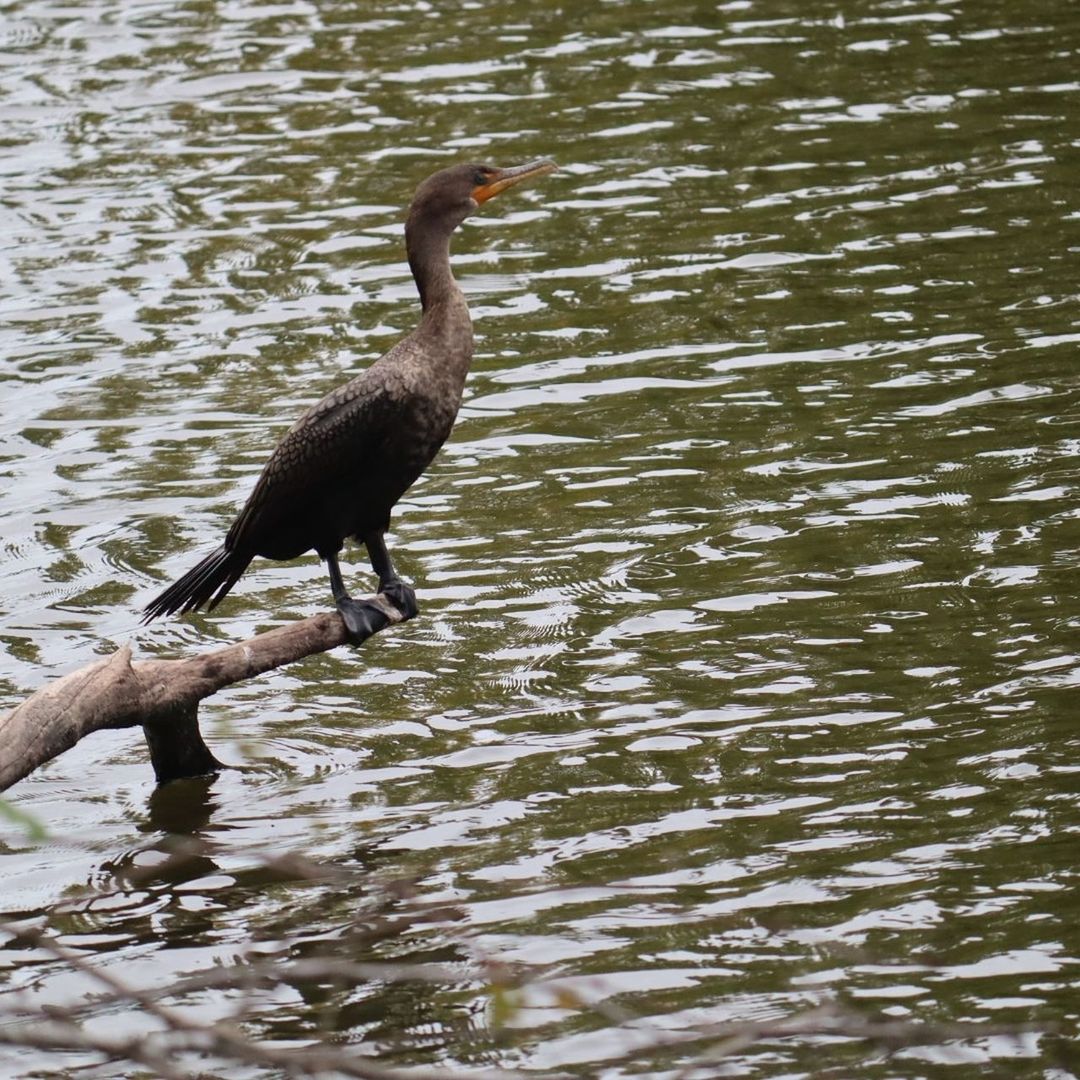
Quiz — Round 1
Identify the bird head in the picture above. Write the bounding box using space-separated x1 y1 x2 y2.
407 159 559 234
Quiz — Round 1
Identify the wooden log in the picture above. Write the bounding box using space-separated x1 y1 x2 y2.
0 596 404 792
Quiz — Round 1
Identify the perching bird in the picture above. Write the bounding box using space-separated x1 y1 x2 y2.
143 158 558 641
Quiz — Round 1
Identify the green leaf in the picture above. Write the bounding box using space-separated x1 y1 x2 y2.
0 798 48 842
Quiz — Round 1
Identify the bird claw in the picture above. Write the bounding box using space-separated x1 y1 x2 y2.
380 578 418 621
335 581 418 645
336 597 391 645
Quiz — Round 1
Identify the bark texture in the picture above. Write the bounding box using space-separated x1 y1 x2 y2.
0 598 403 792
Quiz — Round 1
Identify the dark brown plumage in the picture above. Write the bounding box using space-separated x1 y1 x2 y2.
143 158 557 640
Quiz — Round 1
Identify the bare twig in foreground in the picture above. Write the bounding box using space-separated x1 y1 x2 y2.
1 920 518 1080
527 978 1049 1078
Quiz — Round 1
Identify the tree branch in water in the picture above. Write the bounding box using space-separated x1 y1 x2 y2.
0 596 404 793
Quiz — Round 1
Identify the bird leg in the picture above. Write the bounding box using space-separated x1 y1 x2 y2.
326 551 392 645
364 532 419 621
324 539 418 645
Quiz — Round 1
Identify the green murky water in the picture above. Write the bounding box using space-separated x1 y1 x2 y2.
2 1 1078 1076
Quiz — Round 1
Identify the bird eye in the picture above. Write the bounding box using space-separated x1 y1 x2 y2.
473 168 491 185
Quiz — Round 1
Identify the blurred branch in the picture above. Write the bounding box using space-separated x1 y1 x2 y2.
676 1003 1048 1072
1 920 518 1080
0 846 1054 1080
549 988 1049 1078
0 598 404 792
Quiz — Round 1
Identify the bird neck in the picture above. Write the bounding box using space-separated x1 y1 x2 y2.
405 218 462 313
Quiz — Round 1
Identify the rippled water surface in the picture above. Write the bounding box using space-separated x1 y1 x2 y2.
2 0 1079 1076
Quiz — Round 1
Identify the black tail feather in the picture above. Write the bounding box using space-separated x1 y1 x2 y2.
142 545 252 624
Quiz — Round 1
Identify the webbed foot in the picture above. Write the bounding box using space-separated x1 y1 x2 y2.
380 578 418 621
336 596 392 645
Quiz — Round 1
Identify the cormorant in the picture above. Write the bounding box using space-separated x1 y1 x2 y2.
143 158 558 641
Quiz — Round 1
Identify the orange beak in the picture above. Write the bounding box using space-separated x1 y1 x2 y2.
472 159 559 204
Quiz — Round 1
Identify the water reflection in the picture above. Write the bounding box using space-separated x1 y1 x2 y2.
2 0 1079 1076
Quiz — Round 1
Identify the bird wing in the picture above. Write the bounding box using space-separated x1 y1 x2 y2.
224 370 404 555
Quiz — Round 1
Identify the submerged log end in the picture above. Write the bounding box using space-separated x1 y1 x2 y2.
142 703 225 784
